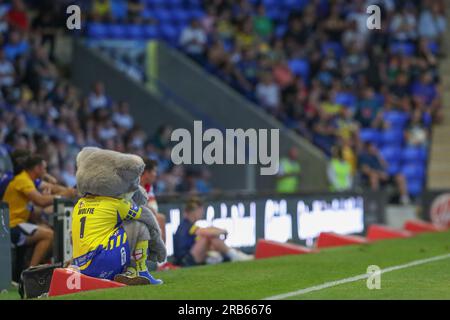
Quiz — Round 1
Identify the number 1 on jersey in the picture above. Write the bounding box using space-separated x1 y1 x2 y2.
80 216 87 239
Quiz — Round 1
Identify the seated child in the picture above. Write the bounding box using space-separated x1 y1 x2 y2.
173 197 252 267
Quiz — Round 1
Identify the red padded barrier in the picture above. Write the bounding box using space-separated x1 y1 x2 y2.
403 220 447 234
316 232 367 248
254 239 313 259
48 268 126 297
367 224 413 241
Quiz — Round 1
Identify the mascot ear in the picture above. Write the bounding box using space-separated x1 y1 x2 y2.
115 154 145 191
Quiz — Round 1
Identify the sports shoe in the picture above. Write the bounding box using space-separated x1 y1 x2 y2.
137 270 163 285
227 248 253 262
114 267 151 286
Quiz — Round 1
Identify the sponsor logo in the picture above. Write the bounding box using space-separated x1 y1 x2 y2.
430 193 450 227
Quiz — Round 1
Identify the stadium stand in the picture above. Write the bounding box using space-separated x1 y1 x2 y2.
0 0 211 196
83 0 446 201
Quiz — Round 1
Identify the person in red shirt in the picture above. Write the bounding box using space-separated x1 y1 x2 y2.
140 158 166 242
7 0 29 31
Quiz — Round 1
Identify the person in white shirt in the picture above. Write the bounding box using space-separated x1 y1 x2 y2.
418 3 446 41
256 72 280 114
0 49 15 87
179 19 207 62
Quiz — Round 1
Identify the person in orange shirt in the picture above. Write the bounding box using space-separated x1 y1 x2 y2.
3 155 57 266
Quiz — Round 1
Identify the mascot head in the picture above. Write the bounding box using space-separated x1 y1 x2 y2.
76 147 145 198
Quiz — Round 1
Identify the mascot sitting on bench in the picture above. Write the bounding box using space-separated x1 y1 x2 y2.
71 147 166 285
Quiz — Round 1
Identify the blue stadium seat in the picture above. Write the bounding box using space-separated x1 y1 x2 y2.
360 128 381 145
281 0 306 11
146 0 165 8
187 9 205 20
142 24 159 39
380 146 401 164
381 129 403 147
322 41 344 59
87 23 108 39
167 0 183 7
141 9 156 20
402 146 424 164
159 24 179 45
428 41 439 55
288 58 310 79
407 179 423 196
186 0 202 9
263 0 278 7
401 164 425 180
108 24 127 38
110 0 128 20
125 24 144 39
275 24 287 38
154 9 172 22
390 42 416 56
334 92 357 110
383 111 409 130
172 9 190 25
386 161 401 176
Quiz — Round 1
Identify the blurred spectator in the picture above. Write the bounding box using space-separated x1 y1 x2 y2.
276 146 301 194
358 142 410 204
179 19 207 64
405 109 429 147
88 80 110 112
328 146 353 191
173 196 251 267
418 1 446 42
256 72 280 114
6 0 28 31
2 154 55 266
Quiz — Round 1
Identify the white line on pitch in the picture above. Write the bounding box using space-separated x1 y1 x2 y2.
262 253 450 300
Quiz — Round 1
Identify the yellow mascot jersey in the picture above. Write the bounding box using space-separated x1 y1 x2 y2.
71 195 142 261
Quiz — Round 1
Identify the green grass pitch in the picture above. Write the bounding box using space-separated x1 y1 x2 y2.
1 231 450 300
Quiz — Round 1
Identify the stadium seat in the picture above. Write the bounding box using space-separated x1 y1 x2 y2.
48 268 126 297
186 9 205 20
322 41 344 59
146 0 165 8
288 58 310 79
87 23 108 39
125 24 144 39
254 239 314 259
406 179 423 197
390 42 416 56
402 146 424 164
401 163 425 180
142 25 159 39
380 146 401 164
360 128 381 144
154 9 172 23
316 232 368 248
110 0 128 20
381 129 403 147
172 9 190 25
367 224 413 241
334 92 357 109
403 220 447 234
383 111 409 129
159 24 179 44
108 24 127 39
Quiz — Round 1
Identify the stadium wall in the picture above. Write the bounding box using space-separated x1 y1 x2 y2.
152 42 328 192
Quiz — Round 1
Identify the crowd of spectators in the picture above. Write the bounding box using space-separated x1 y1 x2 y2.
80 0 446 199
175 0 445 199
0 0 212 196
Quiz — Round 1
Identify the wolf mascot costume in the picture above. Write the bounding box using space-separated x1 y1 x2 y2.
71 147 166 285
